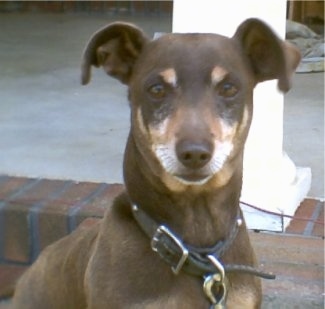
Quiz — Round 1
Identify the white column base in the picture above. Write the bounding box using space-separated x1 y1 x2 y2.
240 152 312 232
172 0 312 232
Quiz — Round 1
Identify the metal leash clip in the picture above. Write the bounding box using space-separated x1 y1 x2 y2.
203 255 227 309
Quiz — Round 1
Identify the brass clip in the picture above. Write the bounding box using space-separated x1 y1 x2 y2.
203 255 227 308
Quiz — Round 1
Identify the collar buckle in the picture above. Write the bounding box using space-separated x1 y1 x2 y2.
151 225 189 275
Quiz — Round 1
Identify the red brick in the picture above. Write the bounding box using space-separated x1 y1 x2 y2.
251 232 324 265
262 274 323 300
75 184 124 227
36 182 101 252
24 1 43 12
0 177 322 307
285 198 317 234
1 179 66 263
313 201 324 237
250 232 324 301
36 211 67 253
160 1 173 13
89 1 106 11
44 1 63 12
132 1 172 14
0 264 28 298
0 177 31 198
251 231 323 248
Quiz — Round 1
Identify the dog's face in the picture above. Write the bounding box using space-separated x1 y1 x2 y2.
129 34 254 190
81 19 300 191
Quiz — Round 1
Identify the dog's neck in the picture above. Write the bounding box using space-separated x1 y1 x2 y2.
123 134 244 248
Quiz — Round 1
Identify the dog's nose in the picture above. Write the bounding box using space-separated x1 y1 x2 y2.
176 140 213 169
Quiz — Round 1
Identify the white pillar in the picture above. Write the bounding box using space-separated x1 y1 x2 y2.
173 0 311 231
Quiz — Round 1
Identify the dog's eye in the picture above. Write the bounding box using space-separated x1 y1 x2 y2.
216 81 238 98
148 84 167 100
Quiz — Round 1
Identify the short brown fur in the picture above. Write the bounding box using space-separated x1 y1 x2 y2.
12 19 300 308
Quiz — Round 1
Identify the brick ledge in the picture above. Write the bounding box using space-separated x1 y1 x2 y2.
0 176 323 307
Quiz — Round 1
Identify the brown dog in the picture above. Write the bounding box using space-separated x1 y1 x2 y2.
12 19 300 308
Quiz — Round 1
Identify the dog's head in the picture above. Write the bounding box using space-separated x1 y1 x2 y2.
81 19 300 192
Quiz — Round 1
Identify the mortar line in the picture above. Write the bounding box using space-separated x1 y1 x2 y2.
29 180 74 263
0 178 42 209
303 201 323 236
0 178 41 263
67 183 109 233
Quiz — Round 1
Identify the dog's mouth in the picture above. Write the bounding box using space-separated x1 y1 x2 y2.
154 140 234 187
174 172 212 186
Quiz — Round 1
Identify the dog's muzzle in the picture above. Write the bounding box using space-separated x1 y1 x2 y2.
176 139 213 170
174 139 214 184
154 137 233 186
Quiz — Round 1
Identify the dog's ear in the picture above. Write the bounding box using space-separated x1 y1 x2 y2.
81 22 149 85
233 18 301 92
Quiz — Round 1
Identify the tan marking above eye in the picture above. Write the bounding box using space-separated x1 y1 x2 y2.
211 66 228 86
159 68 177 87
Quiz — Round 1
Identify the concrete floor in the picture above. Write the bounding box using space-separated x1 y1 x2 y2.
0 12 324 198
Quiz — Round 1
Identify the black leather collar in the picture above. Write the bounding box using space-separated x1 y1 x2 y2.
131 203 241 277
131 203 276 280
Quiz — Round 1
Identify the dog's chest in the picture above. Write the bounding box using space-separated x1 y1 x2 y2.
131 286 257 309
132 289 210 309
